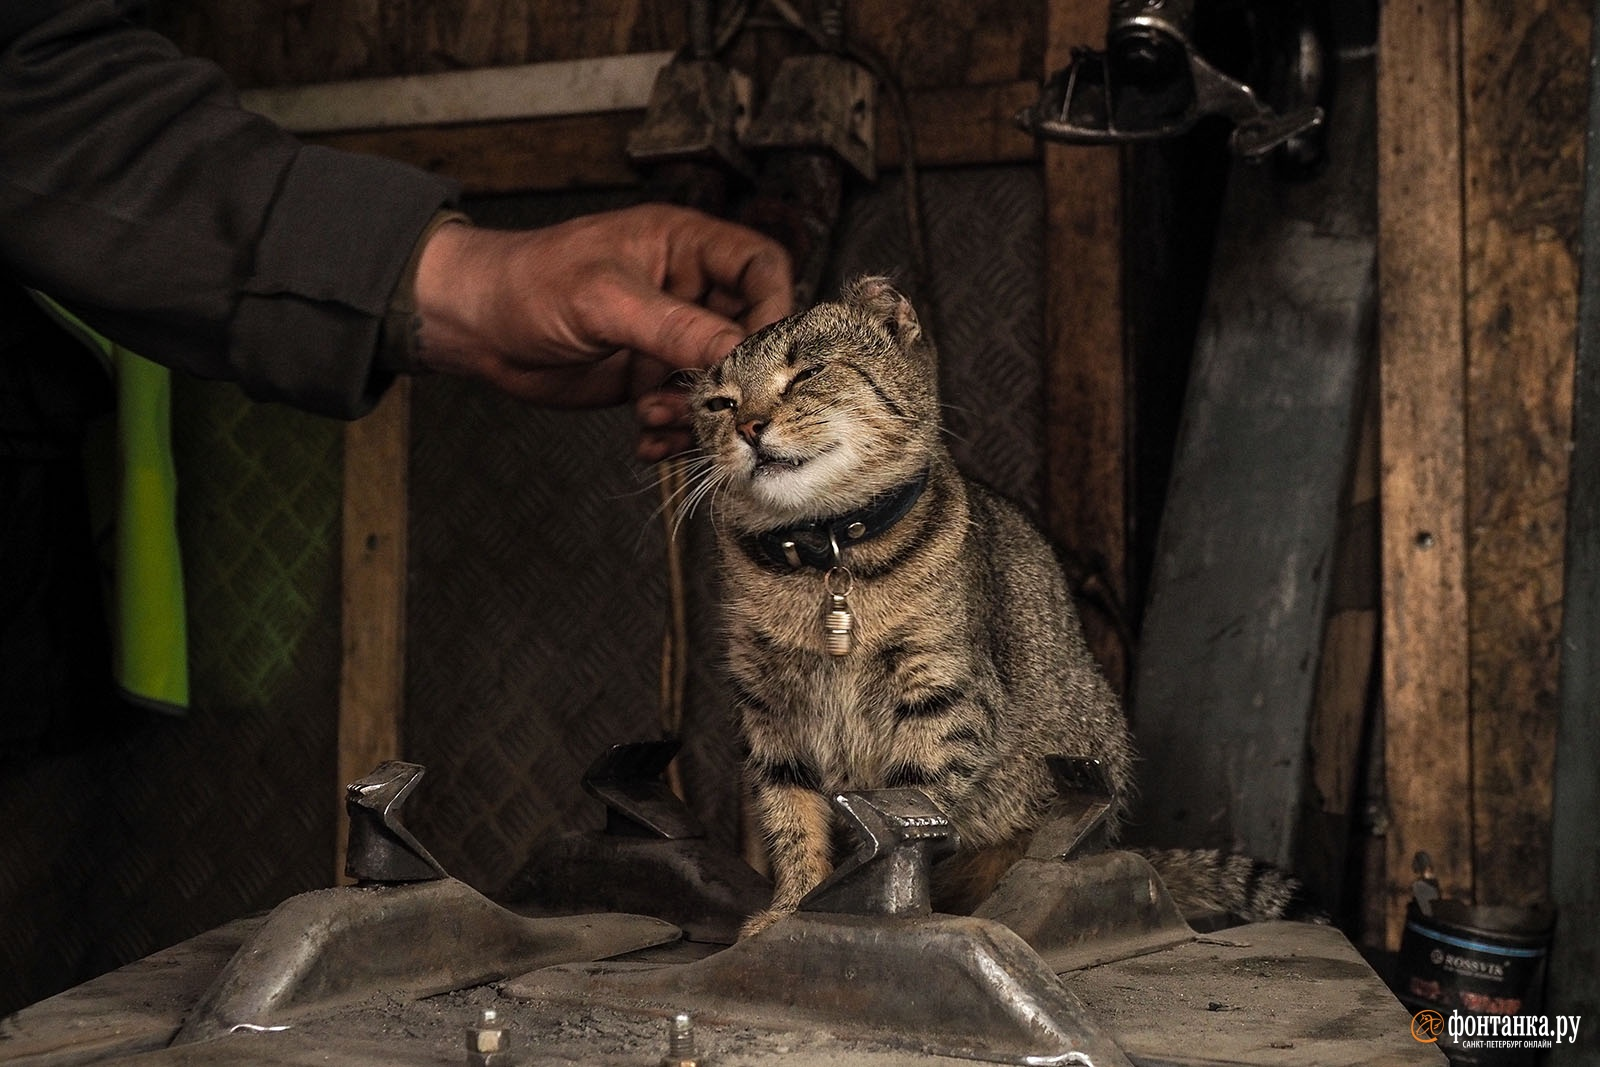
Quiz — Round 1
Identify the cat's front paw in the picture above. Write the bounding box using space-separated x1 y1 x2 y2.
738 907 792 940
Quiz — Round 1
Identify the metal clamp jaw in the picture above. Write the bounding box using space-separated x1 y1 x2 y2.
1017 0 1323 159
344 761 448 884
798 788 959 918
582 739 706 840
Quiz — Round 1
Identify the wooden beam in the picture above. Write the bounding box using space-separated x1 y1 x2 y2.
1041 1 1127 689
240 52 674 133
307 81 1042 195
1461 0 1586 912
336 378 410 883
1377 0 1473 947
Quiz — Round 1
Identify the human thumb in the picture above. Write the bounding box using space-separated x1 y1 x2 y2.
613 288 748 371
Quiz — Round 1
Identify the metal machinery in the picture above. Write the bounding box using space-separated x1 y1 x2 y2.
4 751 1441 1066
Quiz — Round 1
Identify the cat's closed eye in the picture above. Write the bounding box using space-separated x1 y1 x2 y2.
789 365 822 387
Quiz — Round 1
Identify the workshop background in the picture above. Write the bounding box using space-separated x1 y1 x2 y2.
0 0 1594 1048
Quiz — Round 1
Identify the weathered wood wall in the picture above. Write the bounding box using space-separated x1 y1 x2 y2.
1378 0 1587 945
1460 0 1587 915
161 1 1042 89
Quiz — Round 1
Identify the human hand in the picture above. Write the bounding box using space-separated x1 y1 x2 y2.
410 204 793 461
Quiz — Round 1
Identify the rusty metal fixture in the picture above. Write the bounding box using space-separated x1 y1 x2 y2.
169 878 679 1046
583 740 704 840
975 850 1195 973
344 761 448 884
1017 0 1323 158
503 740 770 945
740 53 876 181
627 60 754 178
1026 756 1117 862
798 789 958 918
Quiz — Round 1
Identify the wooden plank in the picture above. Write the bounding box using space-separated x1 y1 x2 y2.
162 1 1043 94
1460 0 1586 912
306 81 1042 195
159 0 683 87
239 52 674 134
1040 0 1127 689
1377 0 1473 947
1130 54 1376 868
335 379 410 883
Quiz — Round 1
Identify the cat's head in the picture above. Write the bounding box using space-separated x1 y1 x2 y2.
690 275 941 529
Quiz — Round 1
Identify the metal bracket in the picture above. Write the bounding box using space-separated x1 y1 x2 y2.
626 59 754 178
1017 0 1322 159
344 761 448 884
741 53 877 181
582 739 705 840
798 789 959 918
505 740 768 944
1027 755 1115 861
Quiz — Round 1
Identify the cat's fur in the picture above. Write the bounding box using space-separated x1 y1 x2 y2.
688 276 1293 936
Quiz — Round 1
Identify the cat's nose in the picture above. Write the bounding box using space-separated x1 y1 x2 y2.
737 419 767 444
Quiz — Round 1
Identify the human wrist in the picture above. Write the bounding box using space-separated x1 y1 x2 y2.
378 209 472 374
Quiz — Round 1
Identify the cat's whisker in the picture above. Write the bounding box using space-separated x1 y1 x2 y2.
640 453 712 515
668 463 735 542
630 452 717 546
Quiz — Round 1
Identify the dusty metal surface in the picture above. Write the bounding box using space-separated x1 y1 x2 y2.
3 775 1438 1067
172 880 676 1046
505 912 1131 1066
6 915 1444 1067
1067 922 1446 1067
0 917 262 1067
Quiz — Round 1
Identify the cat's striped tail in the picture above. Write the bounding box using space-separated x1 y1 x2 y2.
1134 847 1324 925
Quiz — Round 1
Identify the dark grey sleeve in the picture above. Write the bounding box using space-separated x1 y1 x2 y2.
0 0 460 417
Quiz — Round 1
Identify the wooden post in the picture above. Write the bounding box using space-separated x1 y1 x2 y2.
1042 0 1128 690
1461 0 1585 913
1377 0 1474 946
336 378 410 882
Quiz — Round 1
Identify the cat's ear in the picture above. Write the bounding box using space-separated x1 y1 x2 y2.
841 275 922 348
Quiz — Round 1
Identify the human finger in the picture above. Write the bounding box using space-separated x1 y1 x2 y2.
664 214 794 330
602 284 749 371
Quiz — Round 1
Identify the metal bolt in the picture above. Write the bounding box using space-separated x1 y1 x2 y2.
465 1007 510 1067
661 1011 700 1067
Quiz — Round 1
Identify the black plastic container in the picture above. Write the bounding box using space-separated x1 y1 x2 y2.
1397 900 1555 1065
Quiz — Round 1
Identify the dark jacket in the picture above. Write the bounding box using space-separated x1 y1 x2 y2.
0 0 460 417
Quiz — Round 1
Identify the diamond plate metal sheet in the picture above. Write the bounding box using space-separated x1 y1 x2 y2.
405 168 1045 894
0 378 341 1016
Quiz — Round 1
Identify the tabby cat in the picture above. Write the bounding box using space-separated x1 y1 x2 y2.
687 276 1293 937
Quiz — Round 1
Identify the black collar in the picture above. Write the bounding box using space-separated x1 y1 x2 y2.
750 471 929 571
